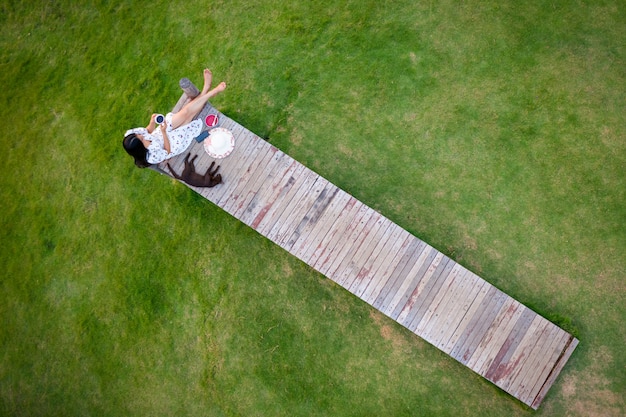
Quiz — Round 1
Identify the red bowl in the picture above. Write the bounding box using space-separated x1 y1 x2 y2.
205 114 219 127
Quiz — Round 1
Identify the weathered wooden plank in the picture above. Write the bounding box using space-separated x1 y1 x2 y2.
372 238 425 308
318 206 376 278
456 289 510 365
360 231 413 304
267 174 324 244
508 324 562 399
239 152 295 224
485 306 537 382
431 271 483 350
376 239 428 312
247 159 301 229
415 260 463 334
422 270 473 347
414 263 465 335
519 331 570 406
393 249 442 323
346 221 397 298
328 212 385 284
213 126 264 170
353 226 411 300
405 257 456 332
253 163 309 234
440 279 490 354
282 182 339 251
467 297 522 373
214 140 273 211
267 172 326 245
213 132 269 206
281 184 344 255
313 200 367 274
496 316 552 392
515 327 570 402
335 213 391 290
220 143 277 216
274 177 330 248
232 149 289 218
469 299 526 375
220 146 278 214
448 286 503 362
530 337 578 409
256 166 317 237
344 217 397 290
308 197 362 268
244 159 300 227
292 190 354 262
502 319 559 387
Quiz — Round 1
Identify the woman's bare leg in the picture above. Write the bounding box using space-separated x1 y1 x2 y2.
200 68 212 95
170 70 226 129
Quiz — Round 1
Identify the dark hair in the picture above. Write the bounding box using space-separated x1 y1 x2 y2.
123 133 150 168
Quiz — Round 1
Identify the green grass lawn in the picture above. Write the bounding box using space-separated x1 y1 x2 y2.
1 1 624 416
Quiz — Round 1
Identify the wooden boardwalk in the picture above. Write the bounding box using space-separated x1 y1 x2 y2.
156 100 578 409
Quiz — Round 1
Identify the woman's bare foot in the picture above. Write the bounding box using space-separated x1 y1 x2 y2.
213 81 227 94
201 69 213 95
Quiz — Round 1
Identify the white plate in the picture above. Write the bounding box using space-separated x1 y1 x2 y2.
204 127 235 159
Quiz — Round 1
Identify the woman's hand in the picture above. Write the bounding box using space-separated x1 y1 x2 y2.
160 122 172 154
147 113 158 133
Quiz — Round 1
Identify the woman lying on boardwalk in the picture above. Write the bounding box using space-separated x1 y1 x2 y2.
123 69 226 168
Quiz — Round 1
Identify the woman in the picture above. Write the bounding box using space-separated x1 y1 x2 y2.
123 69 226 167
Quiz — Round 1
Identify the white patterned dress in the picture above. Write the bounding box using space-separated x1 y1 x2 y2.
127 113 203 164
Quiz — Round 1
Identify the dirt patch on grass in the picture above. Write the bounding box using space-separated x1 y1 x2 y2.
281 261 294 278
369 310 413 353
559 346 624 417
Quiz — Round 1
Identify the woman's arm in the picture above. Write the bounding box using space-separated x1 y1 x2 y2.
146 114 157 133
160 123 172 154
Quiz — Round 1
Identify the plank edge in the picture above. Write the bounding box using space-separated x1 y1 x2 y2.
530 336 579 409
